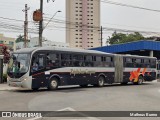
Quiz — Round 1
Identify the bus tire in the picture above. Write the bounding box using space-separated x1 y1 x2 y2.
97 76 105 87
134 76 143 85
48 78 59 90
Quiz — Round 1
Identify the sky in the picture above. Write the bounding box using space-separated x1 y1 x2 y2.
1 0 160 45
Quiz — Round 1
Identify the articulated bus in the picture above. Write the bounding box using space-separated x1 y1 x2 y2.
7 47 157 90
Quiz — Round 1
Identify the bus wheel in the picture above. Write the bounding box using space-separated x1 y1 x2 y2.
134 76 143 85
48 78 59 90
97 76 105 87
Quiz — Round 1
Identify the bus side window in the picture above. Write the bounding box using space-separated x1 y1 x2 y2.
72 54 84 67
61 54 72 67
135 59 142 67
31 55 39 72
46 53 59 68
84 55 93 67
37 54 45 70
125 58 133 67
93 56 103 67
150 59 156 68
144 59 150 68
102 56 113 67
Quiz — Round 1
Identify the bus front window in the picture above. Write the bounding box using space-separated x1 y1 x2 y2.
7 53 30 78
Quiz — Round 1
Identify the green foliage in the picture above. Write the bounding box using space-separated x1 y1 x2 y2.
16 35 24 43
1 46 10 63
108 32 145 45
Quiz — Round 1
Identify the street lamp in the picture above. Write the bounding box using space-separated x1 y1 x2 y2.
43 10 61 30
39 10 61 47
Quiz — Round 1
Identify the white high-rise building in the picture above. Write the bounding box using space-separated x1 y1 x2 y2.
66 0 101 49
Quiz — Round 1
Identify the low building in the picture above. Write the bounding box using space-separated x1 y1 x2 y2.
16 37 69 50
0 34 16 52
42 40 69 48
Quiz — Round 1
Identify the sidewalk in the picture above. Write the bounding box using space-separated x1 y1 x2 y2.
0 83 22 91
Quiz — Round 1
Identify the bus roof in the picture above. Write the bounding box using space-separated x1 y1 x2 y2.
14 46 114 55
14 47 37 53
14 47 156 59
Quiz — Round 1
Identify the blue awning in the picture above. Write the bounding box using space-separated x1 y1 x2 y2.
91 40 160 53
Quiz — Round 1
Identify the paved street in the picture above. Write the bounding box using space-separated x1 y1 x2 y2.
0 81 160 120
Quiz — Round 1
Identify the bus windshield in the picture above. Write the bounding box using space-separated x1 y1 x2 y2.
7 53 30 78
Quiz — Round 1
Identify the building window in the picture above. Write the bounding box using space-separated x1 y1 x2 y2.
9 41 14 45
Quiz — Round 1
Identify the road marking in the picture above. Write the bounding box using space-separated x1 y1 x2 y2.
26 107 101 120
57 107 101 120
158 89 160 93
57 107 76 111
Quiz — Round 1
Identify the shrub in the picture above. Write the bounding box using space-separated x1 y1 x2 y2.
3 74 7 83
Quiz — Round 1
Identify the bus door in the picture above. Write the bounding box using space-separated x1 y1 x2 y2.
157 60 160 80
31 53 47 88
114 55 124 83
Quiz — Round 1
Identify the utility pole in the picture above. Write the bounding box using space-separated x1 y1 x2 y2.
39 0 43 47
100 26 103 47
23 4 30 48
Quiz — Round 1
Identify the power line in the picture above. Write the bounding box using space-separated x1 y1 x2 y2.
1 15 159 37
0 16 24 22
43 18 160 34
101 0 160 13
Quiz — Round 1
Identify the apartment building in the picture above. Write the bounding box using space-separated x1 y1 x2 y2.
66 0 101 49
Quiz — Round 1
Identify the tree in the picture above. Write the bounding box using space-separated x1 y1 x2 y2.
108 32 145 45
1 46 10 63
16 35 24 43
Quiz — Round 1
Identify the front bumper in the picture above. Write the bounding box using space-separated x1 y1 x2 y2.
8 81 23 87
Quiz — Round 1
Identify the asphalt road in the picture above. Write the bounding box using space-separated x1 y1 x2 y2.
0 81 160 120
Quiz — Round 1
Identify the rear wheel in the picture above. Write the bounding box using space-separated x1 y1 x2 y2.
48 78 59 90
134 76 143 85
97 76 105 87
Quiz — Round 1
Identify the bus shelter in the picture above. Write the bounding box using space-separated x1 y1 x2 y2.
91 40 160 59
